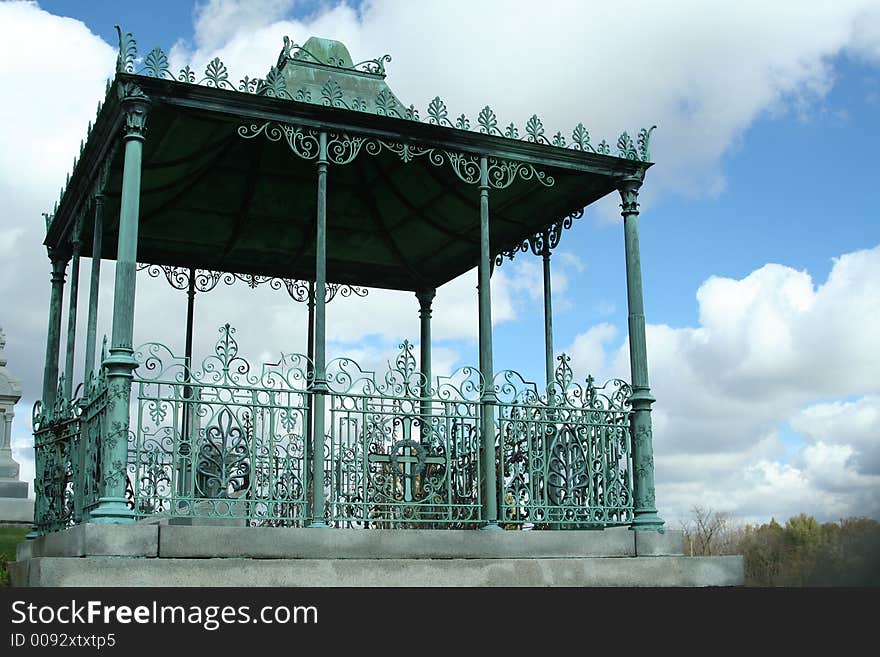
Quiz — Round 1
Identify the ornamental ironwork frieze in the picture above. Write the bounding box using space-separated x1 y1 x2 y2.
495 208 584 267
137 263 368 303
238 121 556 188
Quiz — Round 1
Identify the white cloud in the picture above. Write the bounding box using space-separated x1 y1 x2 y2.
566 245 880 524
791 396 880 475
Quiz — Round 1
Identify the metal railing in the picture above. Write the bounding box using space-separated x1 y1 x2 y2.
31 325 634 533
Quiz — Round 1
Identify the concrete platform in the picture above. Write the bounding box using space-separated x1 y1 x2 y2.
10 525 743 587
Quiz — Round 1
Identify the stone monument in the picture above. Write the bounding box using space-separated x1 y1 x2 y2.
0 326 33 525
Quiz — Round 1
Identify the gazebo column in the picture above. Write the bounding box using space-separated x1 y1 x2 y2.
41 253 69 410
309 132 330 528
91 87 150 524
619 176 665 531
416 289 435 441
541 240 554 393
304 280 315 518
63 234 82 401
83 195 103 378
478 156 500 530
179 268 196 500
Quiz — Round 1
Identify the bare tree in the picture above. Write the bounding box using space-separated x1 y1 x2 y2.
682 506 733 556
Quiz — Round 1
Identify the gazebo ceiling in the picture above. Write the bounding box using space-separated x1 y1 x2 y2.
45 29 654 291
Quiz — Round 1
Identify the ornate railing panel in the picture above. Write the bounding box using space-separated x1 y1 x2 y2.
131 325 312 524
325 342 483 527
31 378 89 534
33 325 634 532
78 369 108 519
497 356 634 527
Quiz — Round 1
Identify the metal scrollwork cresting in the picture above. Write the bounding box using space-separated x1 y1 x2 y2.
112 26 655 160
50 27 653 232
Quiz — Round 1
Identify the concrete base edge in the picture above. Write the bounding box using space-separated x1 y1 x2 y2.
11 555 744 587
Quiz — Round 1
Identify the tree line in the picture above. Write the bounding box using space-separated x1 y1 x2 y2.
681 507 880 586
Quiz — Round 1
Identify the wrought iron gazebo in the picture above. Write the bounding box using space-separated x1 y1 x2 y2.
32 28 664 534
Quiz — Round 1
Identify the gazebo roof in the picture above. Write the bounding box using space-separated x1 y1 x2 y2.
44 28 654 291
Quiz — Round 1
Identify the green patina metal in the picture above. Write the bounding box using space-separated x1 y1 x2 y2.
30 25 665 534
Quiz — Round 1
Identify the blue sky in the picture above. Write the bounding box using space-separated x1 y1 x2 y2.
2 1 879 526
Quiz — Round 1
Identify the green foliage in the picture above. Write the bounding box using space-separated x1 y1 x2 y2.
686 508 880 586
0 526 30 587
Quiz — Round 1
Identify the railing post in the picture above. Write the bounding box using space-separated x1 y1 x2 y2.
309 132 330 528
618 175 665 531
416 288 435 442
91 83 150 524
478 156 500 530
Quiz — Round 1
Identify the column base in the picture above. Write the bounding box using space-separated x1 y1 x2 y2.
480 521 502 531
629 508 665 531
89 497 136 524
307 519 330 528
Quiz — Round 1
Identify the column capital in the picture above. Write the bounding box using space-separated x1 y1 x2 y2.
48 252 69 281
617 175 643 216
118 82 151 141
416 288 436 314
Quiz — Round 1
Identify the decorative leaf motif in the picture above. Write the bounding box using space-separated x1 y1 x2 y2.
571 123 592 152
637 125 656 161
477 106 499 135
455 113 470 130
148 399 167 424
321 78 346 107
405 104 420 121
504 122 519 139
597 139 610 155
262 66 288 98
178 65 196 83
239 76 258 93
552 131 566 147
201 57 231 89
143 47 170 79
351 97 367 112
525 114 545 143
115 25 137 73
427 96 451 126
197 407 250 498
617 131 638 160
394 341 417 381
546 428 590 506
554 353 573 392
294 87 312 102
375 89 398 116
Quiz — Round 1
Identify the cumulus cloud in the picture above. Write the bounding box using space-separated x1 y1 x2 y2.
566 245 880 524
